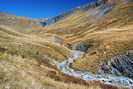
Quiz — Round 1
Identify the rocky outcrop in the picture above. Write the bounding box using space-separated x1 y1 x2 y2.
99 50 133 80
40 0 108 26
65 43 92 52
57 50 133 88
73 43 92 52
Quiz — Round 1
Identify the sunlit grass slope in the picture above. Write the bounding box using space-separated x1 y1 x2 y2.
0 0 132 89
45 1 133 73
0 21 127 89
0 12 46 34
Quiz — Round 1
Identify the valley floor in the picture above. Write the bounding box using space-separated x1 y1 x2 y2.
0 0 133 89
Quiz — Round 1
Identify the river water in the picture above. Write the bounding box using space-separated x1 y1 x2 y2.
55 50 133 89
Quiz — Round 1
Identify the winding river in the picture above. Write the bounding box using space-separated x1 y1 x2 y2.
55 50 133 89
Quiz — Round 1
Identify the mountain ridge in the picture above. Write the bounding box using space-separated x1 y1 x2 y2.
0 0 132 89
40 0 108 26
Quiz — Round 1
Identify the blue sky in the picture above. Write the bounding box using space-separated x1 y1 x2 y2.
0 0 96 18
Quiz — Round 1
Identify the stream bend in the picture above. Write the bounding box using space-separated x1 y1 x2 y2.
55 50 133 89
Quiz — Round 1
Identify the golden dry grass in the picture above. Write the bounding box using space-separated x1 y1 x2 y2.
0 51 126 89
0 1 132 89
71 2 133 72
0 26 125 89
44 1 133 73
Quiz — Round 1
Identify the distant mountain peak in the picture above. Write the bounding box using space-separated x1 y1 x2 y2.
40 0 109 26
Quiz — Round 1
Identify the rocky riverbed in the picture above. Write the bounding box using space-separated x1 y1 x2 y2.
54 50 133 89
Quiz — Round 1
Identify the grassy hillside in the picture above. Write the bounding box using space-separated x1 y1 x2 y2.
0 12 46 34
0 0 132 89
0 20 128 89
71 2 133 73
45 1 133 73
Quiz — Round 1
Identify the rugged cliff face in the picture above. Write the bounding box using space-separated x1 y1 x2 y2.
41 0 132 26
99 50 133 80
40 0 108 26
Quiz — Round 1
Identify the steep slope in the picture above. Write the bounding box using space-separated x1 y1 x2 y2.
45 0 133 79
70 1 133 75
0 26 83 89
0 20 125 89
41 0 106 25
0 0 132 89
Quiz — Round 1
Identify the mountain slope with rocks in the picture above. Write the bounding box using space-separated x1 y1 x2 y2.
0 0 132 89
44 0 133 75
